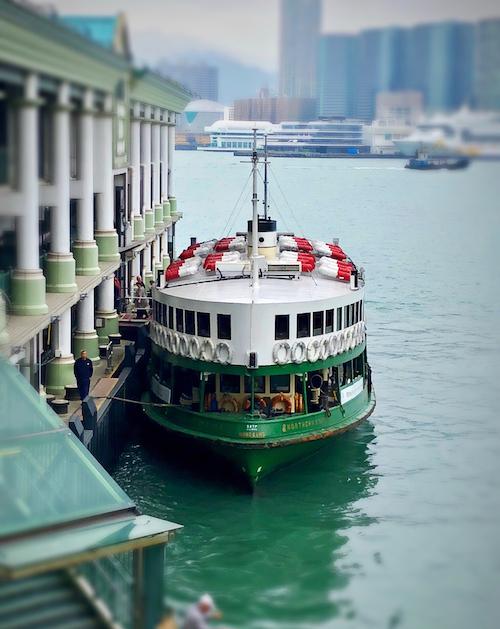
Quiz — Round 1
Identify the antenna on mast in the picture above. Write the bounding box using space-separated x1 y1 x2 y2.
263 134 269 219
251 128 259 288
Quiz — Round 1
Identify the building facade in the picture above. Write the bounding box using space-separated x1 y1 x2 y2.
279 0 321 99
0 0 190 396
317 34 359 119
158 61 219 102
234 95 316 123
474 18 500 110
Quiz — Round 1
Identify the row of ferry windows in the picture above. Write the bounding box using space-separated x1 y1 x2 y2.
275 301 363 340
153 302 232 340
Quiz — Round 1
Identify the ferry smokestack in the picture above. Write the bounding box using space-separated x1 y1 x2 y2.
247 217 278 260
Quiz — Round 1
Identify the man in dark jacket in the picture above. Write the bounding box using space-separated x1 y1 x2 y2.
74 350 93 400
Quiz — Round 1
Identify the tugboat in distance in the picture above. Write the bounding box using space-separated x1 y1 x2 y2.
405 151 470 171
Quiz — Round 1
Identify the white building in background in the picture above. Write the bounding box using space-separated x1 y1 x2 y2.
0 2 190 395
177 99 227 135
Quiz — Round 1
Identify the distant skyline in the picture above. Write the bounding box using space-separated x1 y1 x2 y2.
45 0 500 72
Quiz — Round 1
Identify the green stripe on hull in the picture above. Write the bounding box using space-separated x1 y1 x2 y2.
142 387 375 485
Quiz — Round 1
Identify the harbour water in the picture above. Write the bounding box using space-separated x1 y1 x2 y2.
114 154 500 629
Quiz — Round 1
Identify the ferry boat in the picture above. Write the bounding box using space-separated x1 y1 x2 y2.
145 135 375 485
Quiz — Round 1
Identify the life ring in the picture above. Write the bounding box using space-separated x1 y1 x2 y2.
200 338 215 362
170 331 180 355
307 339 320 363
319 337 330 361
291 341 307 364
165 329 174 353
215 341 232 365
219 394 239 413
159 327 166 349
272 341 291 365
178 334 190 357
189 336 201 360
271 393 292 414
329 333 338 357
243 395 267 413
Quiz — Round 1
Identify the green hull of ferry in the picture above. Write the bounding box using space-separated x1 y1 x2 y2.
143 342 375 486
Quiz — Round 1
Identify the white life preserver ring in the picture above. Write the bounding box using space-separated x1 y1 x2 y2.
178 334 190 357
189 336 201 360
339 330 347 354
215 341 232 365
319 337 330 361
307 339 320 363
158 327 165 348
170 331 180 355
165 329 173 352
200 338 215 362
291 341 307 364
329 333 338 357
272 341 291 365
150 322 157 343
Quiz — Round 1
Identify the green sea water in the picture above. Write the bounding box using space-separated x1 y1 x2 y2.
114 154 500 629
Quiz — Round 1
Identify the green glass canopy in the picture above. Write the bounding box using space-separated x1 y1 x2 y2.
0 358 135 539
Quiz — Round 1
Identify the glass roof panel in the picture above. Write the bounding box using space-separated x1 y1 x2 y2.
0 359 135 538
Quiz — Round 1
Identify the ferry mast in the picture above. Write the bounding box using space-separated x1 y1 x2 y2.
251 129 259 287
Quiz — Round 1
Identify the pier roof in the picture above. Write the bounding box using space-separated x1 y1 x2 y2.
0 358 180 579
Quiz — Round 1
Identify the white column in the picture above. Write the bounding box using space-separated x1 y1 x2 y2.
17 73 39 271
78 90 95 242
167 116 175 203
96 275 119 340
77 291 95 332
11 72 48 315
141 105 153 234
160 111 169 201
151 108 161 207
98 277 115 312
131 101 144 240
58 309 72 356
73 88 99 275
94 94 119 262
46 81 77 293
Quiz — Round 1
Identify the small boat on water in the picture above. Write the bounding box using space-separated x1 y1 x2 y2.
405 153 470 170
144 133 375 486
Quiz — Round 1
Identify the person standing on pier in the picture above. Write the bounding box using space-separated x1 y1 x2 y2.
74 350 93 400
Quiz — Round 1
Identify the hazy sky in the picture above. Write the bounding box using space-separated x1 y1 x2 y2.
47 0 500 71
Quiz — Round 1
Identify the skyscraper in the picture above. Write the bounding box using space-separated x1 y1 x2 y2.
317 34 358 118
475 18 500 110
158 62 219 101
279 0 321 98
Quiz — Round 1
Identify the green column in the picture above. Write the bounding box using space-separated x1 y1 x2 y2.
10 270 48 316
133 215 145 241
73 240 100 276
96 311 119 342
144 210 155 235
95 229 120 262
162 199 171 222
45 253 77 293
133 545 166 629
168 197 177 215
154 204 164 229
45 355 75 397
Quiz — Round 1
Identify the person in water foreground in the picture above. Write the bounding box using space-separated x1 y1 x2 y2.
181 594 222 629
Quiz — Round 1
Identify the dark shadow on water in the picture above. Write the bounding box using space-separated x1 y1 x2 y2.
115 415 379 628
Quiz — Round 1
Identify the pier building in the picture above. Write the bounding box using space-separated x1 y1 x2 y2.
0 0 190 397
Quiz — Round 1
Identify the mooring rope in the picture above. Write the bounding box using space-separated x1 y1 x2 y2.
90 395 174 408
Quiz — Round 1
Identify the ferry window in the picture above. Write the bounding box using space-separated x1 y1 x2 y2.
162 304 167 326
297 312 311 338
336 307 343 330
168 306 174 329
342 361 353 386
325 309 334 333
217 314 231 340
197 312 211 337
344 305 350 327
220 373 240 394
360 300 363 320
176 308 184 332
244 376 265 394
185 310 195 335
313 311 324 336
275 314 289 340
270 374 290 393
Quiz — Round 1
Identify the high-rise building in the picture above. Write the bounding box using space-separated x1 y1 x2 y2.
158 62 219 101
317 34 359 118
279 0 321 98
475 18 500 110
407 21 474 112
233 95 316 123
